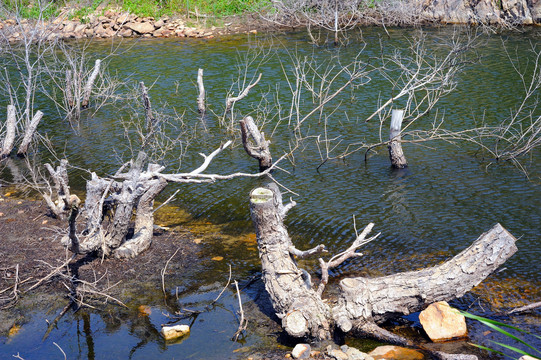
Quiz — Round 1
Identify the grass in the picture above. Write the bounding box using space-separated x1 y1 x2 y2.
461 311 541 360
2 0 271 20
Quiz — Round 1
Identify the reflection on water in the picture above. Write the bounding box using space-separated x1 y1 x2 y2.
1 27 540 358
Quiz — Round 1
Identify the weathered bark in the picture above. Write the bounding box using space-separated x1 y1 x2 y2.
388 109 407 168
113 177 167 259
240 116 272 171
197 68 206 114
17 110 43 156
0 105 16 159
333 223 517 332
43 159 72 219
65 70 75 108
249 184 331 339
249 185 518 343
81 59 101 108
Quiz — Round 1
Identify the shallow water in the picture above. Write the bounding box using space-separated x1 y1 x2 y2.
1 27 540 359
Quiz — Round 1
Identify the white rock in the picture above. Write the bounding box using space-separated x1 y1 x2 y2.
292 343 311 359
160 324 190 340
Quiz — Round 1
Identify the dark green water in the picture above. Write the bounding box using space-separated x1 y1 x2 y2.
1 27 540 359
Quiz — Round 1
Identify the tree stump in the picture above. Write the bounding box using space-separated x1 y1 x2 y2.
388 109 407 168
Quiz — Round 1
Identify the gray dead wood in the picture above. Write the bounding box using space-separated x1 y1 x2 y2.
1 105 16 159
197 68 206 114
61 141 248 259
17 110 43 156
388 109 407 168
225 73 262 114
43 159 71 219
240 116 272 171
65 70 75 108
81 59 101 108
333 223 517 332
248 185 518 344
249 184 332 339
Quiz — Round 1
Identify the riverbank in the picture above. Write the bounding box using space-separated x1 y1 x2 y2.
1 0 541 43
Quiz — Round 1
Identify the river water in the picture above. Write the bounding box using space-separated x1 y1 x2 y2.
1 27 540 359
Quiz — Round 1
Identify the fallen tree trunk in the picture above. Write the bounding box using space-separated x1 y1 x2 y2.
249 184 331 339
249 185 518 342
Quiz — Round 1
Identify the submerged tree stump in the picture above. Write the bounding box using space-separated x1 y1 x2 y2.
240 116 272 171
249 185 518 344
388 109 407 168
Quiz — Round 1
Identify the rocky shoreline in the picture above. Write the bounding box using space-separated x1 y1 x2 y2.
0 9 260 43
1 0 541 44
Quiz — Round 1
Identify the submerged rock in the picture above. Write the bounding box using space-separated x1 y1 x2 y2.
369 345 424 360
419 301 467 342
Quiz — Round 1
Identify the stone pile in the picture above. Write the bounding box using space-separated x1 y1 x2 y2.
0 9 221 42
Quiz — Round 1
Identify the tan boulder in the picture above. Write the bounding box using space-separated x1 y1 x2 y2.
369 346 424 360
125 21 155 34
419 301 467 342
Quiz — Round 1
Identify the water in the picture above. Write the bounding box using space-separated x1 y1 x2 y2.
1 27 540 359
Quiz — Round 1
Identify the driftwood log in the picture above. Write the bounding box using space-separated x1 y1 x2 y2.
249 184 518 342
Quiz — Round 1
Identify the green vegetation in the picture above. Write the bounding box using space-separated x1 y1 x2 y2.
461 311 541 359
1 0 271 20
2 0 62 19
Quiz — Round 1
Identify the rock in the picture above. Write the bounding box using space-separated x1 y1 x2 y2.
342 345 373 360
291 343 311 359
433 352 478 360
118 29 133 37
62 21 76 33
125 21 155 34
154 19 165 28
519 356 539 360
419 301 467 342
160 324 190 340
369 346 424 360
328 348 349 360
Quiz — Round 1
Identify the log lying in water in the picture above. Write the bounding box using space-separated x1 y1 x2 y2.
249 184 518 341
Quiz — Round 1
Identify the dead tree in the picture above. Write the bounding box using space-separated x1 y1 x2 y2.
58 140 277 259
197 68 206 114
240 116 272 171
17 110 43 157
81 59 101 109
0 104 16 159
249 184 518 343
388 109 407 168
42 159 72 219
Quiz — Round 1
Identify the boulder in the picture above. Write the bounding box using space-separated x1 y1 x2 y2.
291 343 311 359
369 346 424 360
161 324 190 340
125 21 155 34
419 301 467 342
